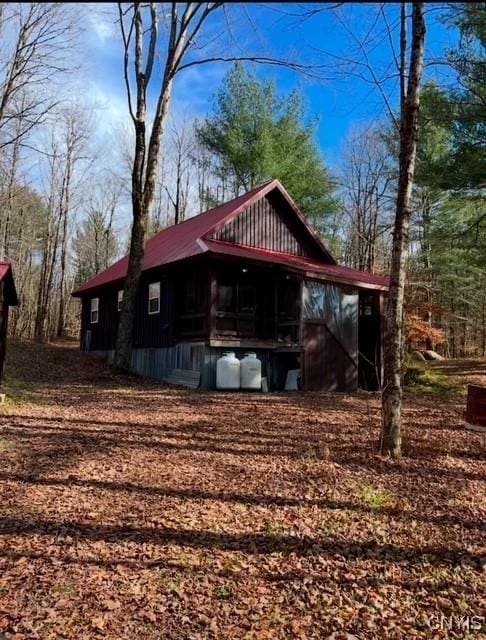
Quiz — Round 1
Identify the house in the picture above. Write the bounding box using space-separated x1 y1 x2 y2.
0 262 18 384
72 180 388 391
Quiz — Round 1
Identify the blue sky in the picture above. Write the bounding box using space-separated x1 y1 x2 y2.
83 3 460 170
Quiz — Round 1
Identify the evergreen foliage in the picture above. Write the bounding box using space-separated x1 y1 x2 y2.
406 2 486 356
196 63 336 225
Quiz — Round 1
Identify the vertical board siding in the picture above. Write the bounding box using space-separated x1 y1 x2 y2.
80 287 119 351
90 345 279 390
80 270 175 352
301 279 359 392
302 321 358 392
0 295 8 384
212 193 322 258
358 291 382 390
133 274 172 348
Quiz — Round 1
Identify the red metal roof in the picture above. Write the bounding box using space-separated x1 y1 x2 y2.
0 262 18 305
0 263 10 281
204 240 389 289
72 182 279 295
72 180 387 295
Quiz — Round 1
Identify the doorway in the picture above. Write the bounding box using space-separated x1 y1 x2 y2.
358 293 382 391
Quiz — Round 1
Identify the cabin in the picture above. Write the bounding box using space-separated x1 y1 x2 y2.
0 262 18 384
72 180 388 391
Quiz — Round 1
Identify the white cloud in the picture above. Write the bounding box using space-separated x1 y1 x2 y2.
90 83 130 129
86 5 118 44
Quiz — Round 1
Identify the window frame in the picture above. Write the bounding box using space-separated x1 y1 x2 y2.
90 297 99 324
148 281 161 315
117 289 124 312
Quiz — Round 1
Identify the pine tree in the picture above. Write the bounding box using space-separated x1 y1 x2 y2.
196 63 336 226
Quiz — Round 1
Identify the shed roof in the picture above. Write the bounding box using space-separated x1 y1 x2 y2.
204 240 389 290
72 180 388 295
0 262 18 305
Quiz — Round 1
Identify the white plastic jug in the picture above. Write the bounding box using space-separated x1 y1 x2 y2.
240 353 262 390
216 352 240 389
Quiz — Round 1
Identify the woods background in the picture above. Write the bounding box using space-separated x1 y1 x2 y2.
0 2 484 357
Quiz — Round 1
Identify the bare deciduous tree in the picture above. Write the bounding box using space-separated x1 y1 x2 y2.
381 3 426 458
163 120 194 225
34 135 60 342
0 3 78 149
114 2 228 370
114 2 313 370
34 107 92 341
339 124 394 273
56 108 92 338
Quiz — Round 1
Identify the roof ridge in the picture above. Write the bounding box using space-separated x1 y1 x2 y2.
145 181 274 244
72 179 349 296
72 181 276 296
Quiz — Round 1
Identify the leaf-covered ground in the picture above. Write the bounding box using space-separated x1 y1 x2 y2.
0 341 484 639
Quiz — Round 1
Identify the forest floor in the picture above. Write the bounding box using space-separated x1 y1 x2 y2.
0 341 484 640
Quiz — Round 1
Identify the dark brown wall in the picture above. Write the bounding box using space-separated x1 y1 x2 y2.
173 265 209 340
80 269 174 352
0 298 8 384
80 286 119 351
211 191 324 259
302 320 358 392
133 274 173 348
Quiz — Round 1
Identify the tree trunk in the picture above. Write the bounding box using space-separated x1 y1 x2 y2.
113 193 148 370
113 71 174 371
35 152 58 342
482 296 486 357
381 3 425 458
56 145 73 338
113 2 224 370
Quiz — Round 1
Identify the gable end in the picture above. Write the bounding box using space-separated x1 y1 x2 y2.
210 190 326 260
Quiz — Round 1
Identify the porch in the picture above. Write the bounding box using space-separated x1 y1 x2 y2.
174 258 302 347
172 257 383 392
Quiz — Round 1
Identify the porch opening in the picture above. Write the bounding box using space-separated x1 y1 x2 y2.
358 292 382 391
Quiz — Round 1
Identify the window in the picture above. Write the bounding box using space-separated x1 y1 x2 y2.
90 298 99 324
215 274 257 337
148 281 160 314
238 284 256 314
277 279 300 321
217 272 256 315
360 294 376 317
217 279 235 312
117 289 124 312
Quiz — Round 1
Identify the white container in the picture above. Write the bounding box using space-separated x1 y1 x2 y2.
240 353 262 390
216 352 240 390
284 369 300 391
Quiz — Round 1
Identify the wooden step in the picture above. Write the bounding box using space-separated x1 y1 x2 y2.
163 368 201 389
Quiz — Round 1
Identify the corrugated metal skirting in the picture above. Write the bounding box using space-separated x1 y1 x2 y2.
130 343 205 378
90 343 276 390
92 343 206 381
